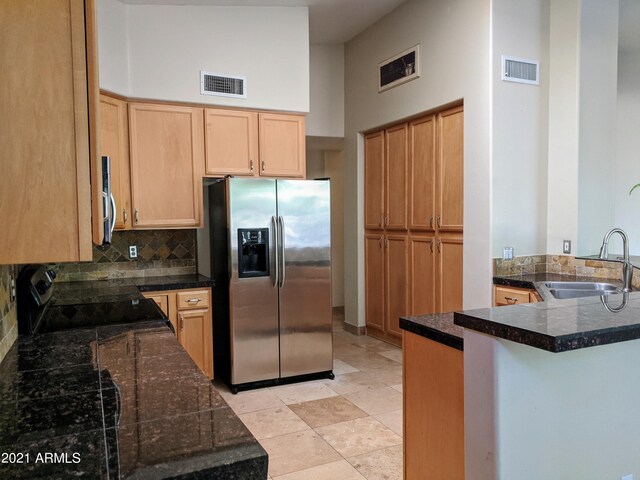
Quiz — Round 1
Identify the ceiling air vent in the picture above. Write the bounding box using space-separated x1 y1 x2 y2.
501 56 539 85
200 71 247 98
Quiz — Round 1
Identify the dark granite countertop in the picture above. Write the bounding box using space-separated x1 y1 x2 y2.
399 313 464 350
455 290 640 353
0 321 267 479
52 275 215 305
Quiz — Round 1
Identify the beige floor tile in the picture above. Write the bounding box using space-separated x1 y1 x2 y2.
221 388 285 414
273 460 365 480
239 406 310 440
348 444 403 480
271 381 338 405
369 365 403 386
344 386 402 416
316 416 402 458
323 371 385 395
377 349 403 363
260 430 341 477
289 396 367 428
373 409 403 436
336 352 400 371
333 358 359 375
390 383 403 393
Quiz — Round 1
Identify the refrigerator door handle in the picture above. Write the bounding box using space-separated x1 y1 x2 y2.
278 215 286 288
271 215 279 287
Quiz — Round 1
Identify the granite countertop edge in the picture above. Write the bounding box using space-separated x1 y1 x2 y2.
399 312 464 351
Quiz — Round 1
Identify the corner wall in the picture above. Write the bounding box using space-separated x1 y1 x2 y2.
344 0 492 328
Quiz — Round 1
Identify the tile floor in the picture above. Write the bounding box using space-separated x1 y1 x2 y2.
214 312 403 480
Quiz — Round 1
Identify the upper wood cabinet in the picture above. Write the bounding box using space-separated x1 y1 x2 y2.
364 131 385 230
204 110 306 179
409 115 436 230
0 0 98 264
128 103 205 229
259 113 306 178
385 124 408 230
100 94 132 230
204 109 259 177
437 106 464 232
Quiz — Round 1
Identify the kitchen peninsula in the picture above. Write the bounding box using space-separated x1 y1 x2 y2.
455 291 640 479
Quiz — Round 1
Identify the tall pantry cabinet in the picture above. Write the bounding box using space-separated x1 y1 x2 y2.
364 105 464 345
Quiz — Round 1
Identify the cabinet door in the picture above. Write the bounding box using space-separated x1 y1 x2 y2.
178 308 214 379
410 115 436 231
129 104 205 228
204 109 258 177
100 94 132 230
404 331 464 480
435 235 463 313
143 291 177 334
385 123 408 230
410 235 436 315
365 233 385 333
385 234 409 338
364 131 385 230
437 106 464 232
258 113 305 178
0 0 94 264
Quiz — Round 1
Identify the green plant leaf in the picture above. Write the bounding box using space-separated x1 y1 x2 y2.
630 184 640 195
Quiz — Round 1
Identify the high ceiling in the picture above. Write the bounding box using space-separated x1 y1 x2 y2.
118 0 408 45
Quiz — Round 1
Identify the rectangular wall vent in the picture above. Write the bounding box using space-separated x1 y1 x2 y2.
501 56 539 85
200 71 247 98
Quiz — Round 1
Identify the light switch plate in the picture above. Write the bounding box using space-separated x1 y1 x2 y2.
503 246 514 260
563 240 571 254
129 245 138 259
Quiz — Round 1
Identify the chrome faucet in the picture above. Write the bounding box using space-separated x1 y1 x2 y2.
598 228 633 292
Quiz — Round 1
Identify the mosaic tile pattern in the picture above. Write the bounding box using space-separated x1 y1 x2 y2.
493 254 640 287
0 264 18 366
52 230 197 282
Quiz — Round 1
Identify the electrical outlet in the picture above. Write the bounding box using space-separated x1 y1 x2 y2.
129 245 138 259
10 275 16 303
563 240 571 254
503 246 514 260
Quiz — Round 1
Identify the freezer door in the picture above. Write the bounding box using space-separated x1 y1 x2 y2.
228 177 280 385
277 179 332 378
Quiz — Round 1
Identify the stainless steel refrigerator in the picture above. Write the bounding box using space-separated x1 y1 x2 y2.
209 177 333 392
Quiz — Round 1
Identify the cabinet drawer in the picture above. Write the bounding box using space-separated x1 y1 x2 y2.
494 286 531 306
177 290 210 311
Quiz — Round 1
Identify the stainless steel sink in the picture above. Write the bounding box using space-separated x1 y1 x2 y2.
539 281 623 300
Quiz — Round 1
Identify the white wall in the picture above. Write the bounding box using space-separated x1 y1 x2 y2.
491 0 550 257
546 0 581 255
344 0 492 329
613 52 640 254
307 45 345 137
97 0 130 95
577 0 619 256
466 330 640 479
97 0 310 113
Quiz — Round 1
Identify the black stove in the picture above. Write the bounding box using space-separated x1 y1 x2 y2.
17 265 168 334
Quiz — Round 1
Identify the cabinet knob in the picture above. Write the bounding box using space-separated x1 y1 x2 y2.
250 160 254 172
437 239 441 253
384 237 388 248
262 160 266 172
135 209 139 224
429 216 433 229
384 216 389 226
123 209 128 225
379 237 383 248
505 297 518 304
179 314 184 330
430 239 434 253
436 215 441 228
186 298 201 304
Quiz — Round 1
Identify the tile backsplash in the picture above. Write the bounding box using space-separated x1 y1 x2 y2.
0 264 18 365
52 230 197 282
493 254 640 289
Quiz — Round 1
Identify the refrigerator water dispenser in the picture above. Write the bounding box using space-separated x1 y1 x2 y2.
238 228 269 278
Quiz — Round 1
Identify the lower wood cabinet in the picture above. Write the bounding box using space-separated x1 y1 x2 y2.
144 288 213 379
404 330 464 479
493 285 541 306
